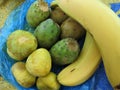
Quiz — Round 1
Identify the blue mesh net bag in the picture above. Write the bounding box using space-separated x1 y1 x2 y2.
0 0 120 90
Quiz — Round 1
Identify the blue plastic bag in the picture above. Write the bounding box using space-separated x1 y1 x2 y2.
0 0 120 90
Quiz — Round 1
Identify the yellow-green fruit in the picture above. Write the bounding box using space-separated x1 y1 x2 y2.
11 62 36 88
26 0 50 27
36 72 60 90
26 48 52 77
7 30 38 61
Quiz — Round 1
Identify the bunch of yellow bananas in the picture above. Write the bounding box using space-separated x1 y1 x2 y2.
52 0 120 89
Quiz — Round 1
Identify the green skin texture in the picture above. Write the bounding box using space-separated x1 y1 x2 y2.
34 19 60 49
50 38 80 65
7 30 38 60
26 1 50 27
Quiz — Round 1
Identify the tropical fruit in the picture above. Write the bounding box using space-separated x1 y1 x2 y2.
50 38 80 65
56 0 120 89
34 19 60 49
26 0 50 27
7 30 37 60
50 6 68 24
61 17 85 40
36 72 60 90
26 48 52 77
11 62 36 88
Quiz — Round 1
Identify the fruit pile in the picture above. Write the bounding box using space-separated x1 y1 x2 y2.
6 0 120 89
6 0 86 89
56 0 120 89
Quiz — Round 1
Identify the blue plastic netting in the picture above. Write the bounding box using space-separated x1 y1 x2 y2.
0 0 119 90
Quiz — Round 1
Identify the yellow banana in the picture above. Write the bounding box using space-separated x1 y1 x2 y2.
50 0 101 86
57 32 101 86
56 0 120 89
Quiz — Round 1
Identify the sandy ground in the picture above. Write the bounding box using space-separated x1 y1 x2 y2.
0 0 25 28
